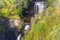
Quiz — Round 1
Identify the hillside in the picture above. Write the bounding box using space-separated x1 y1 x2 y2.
0 0 60 40
25 0 60 40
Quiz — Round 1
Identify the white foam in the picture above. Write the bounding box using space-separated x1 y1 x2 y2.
17 34 21 40
24 25 30 31
34 1 46 16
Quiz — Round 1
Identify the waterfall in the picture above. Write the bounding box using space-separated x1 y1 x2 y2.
24 24 30 31
16 1 47 40
16 24 30 40
17 34 21 40
34 1 46 16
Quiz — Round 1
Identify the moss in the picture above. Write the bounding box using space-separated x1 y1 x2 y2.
47 0 56 6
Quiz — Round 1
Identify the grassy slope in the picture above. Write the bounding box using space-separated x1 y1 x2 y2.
25 0 60 40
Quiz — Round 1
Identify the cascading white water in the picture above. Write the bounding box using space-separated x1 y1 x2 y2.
34 1 46 16
17 24 30 40
24 24 30 31
17 1 47 40
17 34 21 40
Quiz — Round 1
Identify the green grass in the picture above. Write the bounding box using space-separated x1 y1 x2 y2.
25 11 60 40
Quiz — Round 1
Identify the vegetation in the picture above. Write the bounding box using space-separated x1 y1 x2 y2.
25 0 60 40
0 0 28 17
0 0 60 40
0 0 28 31
47 0 56 6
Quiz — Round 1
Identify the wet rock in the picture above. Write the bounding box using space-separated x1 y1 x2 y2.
0 17 21 40
0 18 9 25
0 29 19 40
17 34 21 40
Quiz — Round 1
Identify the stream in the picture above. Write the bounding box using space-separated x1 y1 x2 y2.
0 0 46 40
17 0 46 40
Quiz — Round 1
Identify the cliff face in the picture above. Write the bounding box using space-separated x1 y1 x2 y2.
25 0 60 40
